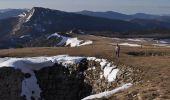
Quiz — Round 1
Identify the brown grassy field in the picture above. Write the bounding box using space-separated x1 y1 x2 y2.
0 35 170 99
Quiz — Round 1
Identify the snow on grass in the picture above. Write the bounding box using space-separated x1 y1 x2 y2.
153 44 170 47
78 40 93 46
66 38 83 47
82 83 132 100
127 38 145 42
65 38 93 47
47 33 93 47
119 43 141 47
159 39 170 44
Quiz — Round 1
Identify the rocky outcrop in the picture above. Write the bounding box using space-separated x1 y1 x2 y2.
35 59 91 100
0 67 25 100
0 56 136 100
0 58 92 100
84 60 120 94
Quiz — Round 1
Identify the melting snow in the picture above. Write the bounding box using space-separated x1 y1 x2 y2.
159 39 170 44
153 44 170 47
47 33 61 39
20 35 31 38
0 55 120 100
25 8 35 22
87 57 118 82
82 83 132 100
119 43 141 47
0 55 84 100
127 38 145 42
66 38 83 47
108 69 119 82
18 12 27 17
68 39 93 47
47 33 93 47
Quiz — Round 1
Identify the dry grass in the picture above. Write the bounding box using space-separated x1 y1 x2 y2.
0 35 170 99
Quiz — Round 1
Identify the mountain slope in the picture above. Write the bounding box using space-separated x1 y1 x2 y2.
131 13 160 20
12 7 142 36
0 17 19 38
131 18 170 29
1 7 170 49
77 11 170 22
76 10 132 20
76 11 163 20
0 7 144 49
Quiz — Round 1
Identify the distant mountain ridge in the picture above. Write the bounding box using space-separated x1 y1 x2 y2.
0 7 170 37
0 7 170 49
76 10 170 30
76 10 170 21
76 10 132 20
11 7 141 36
0 9 27 19
1 8 170 21
0 7 143 49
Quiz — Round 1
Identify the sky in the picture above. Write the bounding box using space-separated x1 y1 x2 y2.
0 0 170 15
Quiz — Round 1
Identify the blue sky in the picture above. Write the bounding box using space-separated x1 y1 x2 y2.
0 0 170 14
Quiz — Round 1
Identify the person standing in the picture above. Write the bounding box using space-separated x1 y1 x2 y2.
115 43 120 61
114 43 120 66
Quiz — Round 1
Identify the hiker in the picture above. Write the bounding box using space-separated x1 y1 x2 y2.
115 43 120 58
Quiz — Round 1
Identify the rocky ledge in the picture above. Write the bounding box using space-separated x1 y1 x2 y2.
0 55 136 100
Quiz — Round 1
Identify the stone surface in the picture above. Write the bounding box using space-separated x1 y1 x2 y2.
0 67 25 100
0 58 132 100
35 62 92 100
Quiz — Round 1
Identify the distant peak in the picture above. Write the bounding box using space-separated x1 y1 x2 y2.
32 7 42 9
30 7 51 12
32 7 46 10
81 10 93 13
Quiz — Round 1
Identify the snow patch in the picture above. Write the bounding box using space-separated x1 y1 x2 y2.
25 9 35 22
127 38 145 42
108 69 119 82
0 55 120 100
47 33 93 47
18 12 27 17
66 38 83 47
65 38 93 47
119 43 141 47
153 44 170 47
79 40 93 46
87 57 118 82
82 83 132 100
20 35 31 38
0 55 84 100
159 39 170 44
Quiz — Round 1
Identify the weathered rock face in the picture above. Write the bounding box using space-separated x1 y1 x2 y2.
0 57 134 100
84 60 119 94
0 58 92 100
35 62 91 100
0 67 25 100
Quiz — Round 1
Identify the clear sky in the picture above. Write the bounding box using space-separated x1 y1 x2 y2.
0 0 170 14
